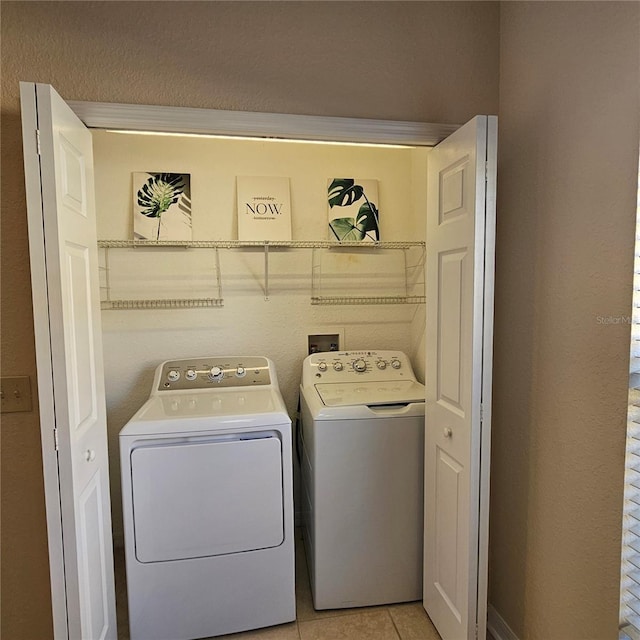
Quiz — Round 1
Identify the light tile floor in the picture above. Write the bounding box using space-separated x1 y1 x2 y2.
115 532 442 640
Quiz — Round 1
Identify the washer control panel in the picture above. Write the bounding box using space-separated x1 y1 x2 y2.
156 356 271 391
303 350 414 384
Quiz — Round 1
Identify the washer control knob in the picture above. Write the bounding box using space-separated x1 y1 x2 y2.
376 360 387 370
208 366 224 381
167 370 180 382
353 359 367 372
317 362 328 372
391 359 401 369
235 366 246 377
333 361 344 372
185 369 197 381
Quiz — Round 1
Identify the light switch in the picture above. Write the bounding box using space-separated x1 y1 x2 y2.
1 376 33 413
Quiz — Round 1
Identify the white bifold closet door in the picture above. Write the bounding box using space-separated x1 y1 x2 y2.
21 82 117 640
423 115 496 640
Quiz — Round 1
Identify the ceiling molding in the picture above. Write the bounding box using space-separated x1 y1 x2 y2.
68 101 459 147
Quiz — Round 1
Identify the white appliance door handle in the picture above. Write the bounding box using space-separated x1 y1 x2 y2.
366 403 411 415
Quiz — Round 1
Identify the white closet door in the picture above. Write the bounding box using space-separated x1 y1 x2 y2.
21 82 116 640
423 115 496 640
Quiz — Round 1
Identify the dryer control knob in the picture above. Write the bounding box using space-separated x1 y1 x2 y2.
208 366 224 381
167 370 180 382
235 366 246 377
353 359 367 372
376 360 387 370
391 359 401 369
185 369 197 381
317 362 328 372
333 362 344 371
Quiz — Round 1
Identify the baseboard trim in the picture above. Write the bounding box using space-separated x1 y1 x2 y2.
487 605 520 640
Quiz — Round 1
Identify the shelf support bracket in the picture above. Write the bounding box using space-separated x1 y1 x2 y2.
104 246 111 304
214 247 223 303
264 242 270 300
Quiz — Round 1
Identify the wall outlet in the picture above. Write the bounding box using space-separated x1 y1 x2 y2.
1 376 33 413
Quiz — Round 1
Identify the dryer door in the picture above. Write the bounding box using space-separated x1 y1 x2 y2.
130 433 284 563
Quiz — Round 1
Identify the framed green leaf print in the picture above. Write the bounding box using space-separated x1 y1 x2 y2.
133 172 192 241
327 178 379 243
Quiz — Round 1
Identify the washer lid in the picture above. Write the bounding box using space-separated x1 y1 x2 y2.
314 380 425 407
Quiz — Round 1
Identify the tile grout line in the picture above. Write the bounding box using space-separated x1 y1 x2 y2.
297 608 386 625
298 608 404 640
386 607 404 640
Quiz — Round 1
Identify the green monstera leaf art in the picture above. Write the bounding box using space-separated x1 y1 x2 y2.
329 217 366 242
356 201 379 237
328 178 379 242
328 178 364 208
137 173 187 241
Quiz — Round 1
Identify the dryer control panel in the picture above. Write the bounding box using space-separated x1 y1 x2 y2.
302 350 416 385
155 356 272 391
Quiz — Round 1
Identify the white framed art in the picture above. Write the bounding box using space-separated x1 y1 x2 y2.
327 178 379 243
133 172 192 241
237 176 292 241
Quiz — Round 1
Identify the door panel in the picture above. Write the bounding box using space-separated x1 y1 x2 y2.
439 156 469 222
424 116 496 640
434 446 462 619
65 242 98 430
438 249 466 412
78 471 110 640
21 82 116 640
59 133 87 215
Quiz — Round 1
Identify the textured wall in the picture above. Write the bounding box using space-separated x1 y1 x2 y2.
0 2 499 638
491 3 639 639
2 1 499 122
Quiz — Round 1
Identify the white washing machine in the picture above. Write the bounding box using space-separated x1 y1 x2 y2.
120 356 295 640
299 349 425 610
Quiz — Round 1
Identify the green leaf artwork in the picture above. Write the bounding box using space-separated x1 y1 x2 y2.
327 178 379 242
328 179 364 208
133 172 192 241
329 217 367 242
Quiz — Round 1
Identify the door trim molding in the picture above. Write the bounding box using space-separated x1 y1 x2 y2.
477 114 498 640
67 100 459 146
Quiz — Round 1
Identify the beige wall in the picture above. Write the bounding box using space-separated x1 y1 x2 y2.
0 2 499 638
492 3 639 639
5 2 637 639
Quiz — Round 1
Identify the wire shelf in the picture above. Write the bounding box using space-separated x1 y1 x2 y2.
98 239 425 250
101 298 223 310
98 240 426 307
311 295 426 306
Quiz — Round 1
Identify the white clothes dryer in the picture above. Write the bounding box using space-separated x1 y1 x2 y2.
120 356 295 640
299 350 425 610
